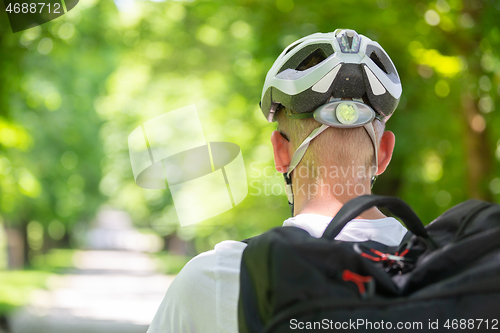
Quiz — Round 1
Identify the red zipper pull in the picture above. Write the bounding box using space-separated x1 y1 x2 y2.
342 269 373 296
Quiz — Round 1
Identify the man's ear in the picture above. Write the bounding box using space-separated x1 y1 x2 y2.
271 131 291 174
376 130 395 176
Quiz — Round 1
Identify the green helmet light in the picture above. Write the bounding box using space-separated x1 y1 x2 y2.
336 101 359 124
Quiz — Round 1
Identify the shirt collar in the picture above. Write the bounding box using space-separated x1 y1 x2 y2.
282 213 407 246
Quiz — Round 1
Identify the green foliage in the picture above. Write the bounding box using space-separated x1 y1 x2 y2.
1 0 500 257
0 270 52 315
0 0 117 246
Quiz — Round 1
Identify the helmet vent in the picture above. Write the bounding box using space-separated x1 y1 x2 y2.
296 48 328 71
369 51 389 74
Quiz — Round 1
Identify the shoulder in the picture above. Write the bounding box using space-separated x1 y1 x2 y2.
170 240 247 293
177 240 247 280
148 249 217 333
148 240 247 333
213 240 248 271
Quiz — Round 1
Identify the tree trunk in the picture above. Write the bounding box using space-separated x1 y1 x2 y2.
458 0 495 201
461 94 494 201
19 221 30 268
5 228 23 270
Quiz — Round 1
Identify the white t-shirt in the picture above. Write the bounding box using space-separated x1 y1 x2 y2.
147 214 407 333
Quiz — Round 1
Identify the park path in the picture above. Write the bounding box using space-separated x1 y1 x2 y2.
9 250 174 333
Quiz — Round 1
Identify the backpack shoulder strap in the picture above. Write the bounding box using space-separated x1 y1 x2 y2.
322 195 437 249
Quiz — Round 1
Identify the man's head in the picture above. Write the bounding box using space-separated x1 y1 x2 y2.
260 29 401 214
273 105 383 178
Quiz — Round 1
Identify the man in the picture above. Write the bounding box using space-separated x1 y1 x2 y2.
148 29 407 333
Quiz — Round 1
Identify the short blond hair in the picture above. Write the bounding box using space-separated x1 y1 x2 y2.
276 106 385 182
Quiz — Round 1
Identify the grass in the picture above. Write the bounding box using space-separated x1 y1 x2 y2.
0 270 53 315
0 248 76 315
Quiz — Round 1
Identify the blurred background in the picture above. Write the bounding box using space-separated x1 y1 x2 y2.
0 0 500 331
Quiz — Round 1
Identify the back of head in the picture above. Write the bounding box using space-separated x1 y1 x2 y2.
275 104 378 184
260 29 402 210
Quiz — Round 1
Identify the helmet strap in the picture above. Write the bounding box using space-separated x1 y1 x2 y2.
362 122 380 188
363 122 379 176
285 124 329 215
284 122 379 216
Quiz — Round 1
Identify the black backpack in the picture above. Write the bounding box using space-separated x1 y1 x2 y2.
238 195 500 332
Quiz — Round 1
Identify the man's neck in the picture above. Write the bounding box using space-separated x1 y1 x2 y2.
292 178 387 220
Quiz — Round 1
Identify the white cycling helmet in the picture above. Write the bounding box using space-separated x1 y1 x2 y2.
260 29 402 214
261 29 402 122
